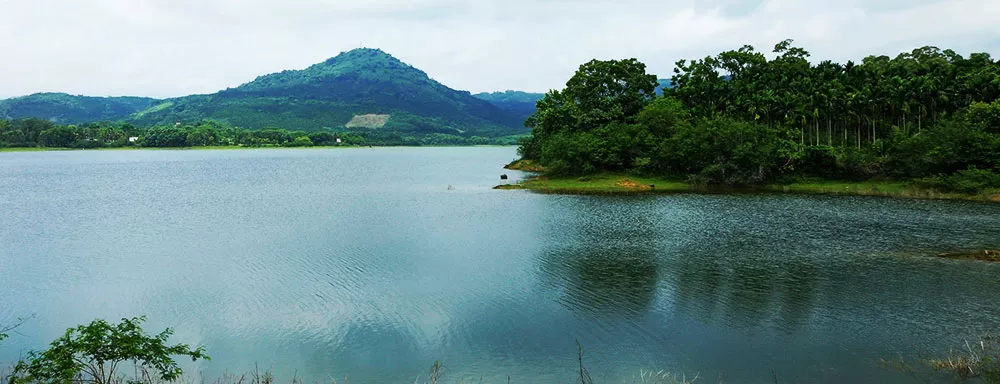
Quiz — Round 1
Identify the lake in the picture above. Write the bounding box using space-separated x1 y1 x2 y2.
1 147 999 383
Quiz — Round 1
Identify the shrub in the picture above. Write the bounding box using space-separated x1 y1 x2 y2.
796 145 840 178
307 132 335 146
837 148 886 180
72 139 102 149
915 168 1000 194
948 168 1000 194
285 136 314 147
9 316 208 384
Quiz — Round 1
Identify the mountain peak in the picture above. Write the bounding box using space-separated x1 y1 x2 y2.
326 47 393 61
229 47 429 94
320 48 409 69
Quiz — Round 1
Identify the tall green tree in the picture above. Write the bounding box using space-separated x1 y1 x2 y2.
522 58 658 174
38 126 78 147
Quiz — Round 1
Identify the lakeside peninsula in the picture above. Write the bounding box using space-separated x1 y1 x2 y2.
498 40 1000 202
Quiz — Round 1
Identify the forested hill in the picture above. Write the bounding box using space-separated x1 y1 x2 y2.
128 48 527 136
473 91 544 121
0 93 158 124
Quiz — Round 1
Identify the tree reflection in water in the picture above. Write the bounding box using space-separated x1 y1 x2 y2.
536 196 824 333
536 198 662 318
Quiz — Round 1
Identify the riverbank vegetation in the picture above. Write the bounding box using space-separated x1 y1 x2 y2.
496 174 688 194
514 40 1000 198
0 118 525 150
3 317 997 383
1 318 699 384
499 174 1000 202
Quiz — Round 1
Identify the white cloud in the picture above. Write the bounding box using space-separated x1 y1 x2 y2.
0 0 997 99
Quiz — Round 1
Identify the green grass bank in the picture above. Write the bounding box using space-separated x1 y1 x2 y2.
497 168 1000 203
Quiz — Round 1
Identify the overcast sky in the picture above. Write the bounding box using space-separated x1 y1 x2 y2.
1 0 998 99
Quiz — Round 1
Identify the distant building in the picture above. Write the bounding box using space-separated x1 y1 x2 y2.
128 137 139 143
336 138 342 144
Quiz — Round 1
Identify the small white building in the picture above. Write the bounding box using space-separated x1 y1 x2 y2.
128 137 139 143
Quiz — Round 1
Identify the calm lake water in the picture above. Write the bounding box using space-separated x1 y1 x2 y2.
1 147 999 383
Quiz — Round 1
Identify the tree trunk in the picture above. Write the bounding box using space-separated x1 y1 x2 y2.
828 119 832 146
857 121 861 149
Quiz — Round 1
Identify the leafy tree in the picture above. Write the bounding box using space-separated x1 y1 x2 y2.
96 125 126 144
185 126 218 147
10 316 208 384
307 131 335 146
661 117 791 185
286 136 314 147
38 126 78 147
562 59 659 129
1 129 27 147
252 129 291 146
523 58 659 173
637 97 688 137
11 118 55 144
968 100 1000 133
140 127 187 147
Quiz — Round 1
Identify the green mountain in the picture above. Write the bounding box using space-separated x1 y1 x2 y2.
130 48 527 136
473 91 544 121
0 93 158 124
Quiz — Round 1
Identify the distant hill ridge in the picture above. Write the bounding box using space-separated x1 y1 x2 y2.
1 49 530 137
473 91 544 122
0 93 157 124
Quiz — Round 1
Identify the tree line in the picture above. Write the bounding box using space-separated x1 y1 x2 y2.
518 40 1000 193
0 119 523 149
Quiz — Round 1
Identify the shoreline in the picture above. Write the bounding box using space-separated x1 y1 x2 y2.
0 144 516 153
0 145 298 152
495 173 1000 203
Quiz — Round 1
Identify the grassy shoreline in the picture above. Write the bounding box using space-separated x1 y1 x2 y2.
496 172 1000 203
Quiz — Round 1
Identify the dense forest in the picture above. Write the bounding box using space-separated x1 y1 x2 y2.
0 118 523 149
518 40 1000 194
